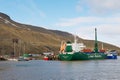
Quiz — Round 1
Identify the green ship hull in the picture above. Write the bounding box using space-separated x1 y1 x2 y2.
58 52 107 61
59 28 107 61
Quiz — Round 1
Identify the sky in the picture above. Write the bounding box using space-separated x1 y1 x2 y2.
0 0 120 47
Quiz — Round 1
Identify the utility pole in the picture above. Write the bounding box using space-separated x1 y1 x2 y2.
12 39 18 58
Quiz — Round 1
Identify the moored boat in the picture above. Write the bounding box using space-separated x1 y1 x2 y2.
58 28 107 61
7 58 18 61
106 50 117 59
0 56 7 61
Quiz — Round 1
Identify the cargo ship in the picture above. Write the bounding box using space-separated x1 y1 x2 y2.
58 28 107 61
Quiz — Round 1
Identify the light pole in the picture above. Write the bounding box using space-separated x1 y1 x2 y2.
12 39 18 58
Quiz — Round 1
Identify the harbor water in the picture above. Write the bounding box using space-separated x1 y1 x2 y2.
0 57 120 80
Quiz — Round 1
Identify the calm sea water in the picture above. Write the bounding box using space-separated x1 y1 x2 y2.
0 57 120 80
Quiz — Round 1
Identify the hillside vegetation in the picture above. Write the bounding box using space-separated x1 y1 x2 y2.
0 12 120 56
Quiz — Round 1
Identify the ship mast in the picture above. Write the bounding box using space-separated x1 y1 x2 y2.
101 43 104 50
74 35 77 44
94 28 99 53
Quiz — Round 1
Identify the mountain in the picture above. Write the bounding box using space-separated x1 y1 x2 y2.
0 12 120 56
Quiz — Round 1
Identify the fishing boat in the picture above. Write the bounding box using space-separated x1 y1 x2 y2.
0 56 7 61
17 56 29 61
106 50 117 59
8 54 30 61
58 28 107 61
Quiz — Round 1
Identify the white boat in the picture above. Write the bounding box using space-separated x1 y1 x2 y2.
17 56 29 61
106 50 117 59
7 58 18 61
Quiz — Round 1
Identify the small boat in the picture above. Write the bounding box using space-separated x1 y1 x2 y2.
0 56 7 61
17 57 29 61
106 50 117 59
43 56 49 60
58 28 107 61
7 58 18 61
7 57 29 61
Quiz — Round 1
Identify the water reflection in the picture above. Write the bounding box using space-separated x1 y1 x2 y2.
0 58 120 80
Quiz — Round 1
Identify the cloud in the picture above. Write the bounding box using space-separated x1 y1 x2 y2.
55 17 97 27
28 0 46 18
76 25 120 47
9 0 47 26
55 16 120 47
55 16 120 27
76 25 120 38
77 0 120 15
13 0 46 19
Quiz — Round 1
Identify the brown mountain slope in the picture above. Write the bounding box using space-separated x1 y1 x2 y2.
0 12 120 56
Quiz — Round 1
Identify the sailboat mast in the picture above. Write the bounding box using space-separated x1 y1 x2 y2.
94 28 98 53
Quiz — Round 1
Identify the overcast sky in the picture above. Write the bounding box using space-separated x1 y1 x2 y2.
0 0 120 47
